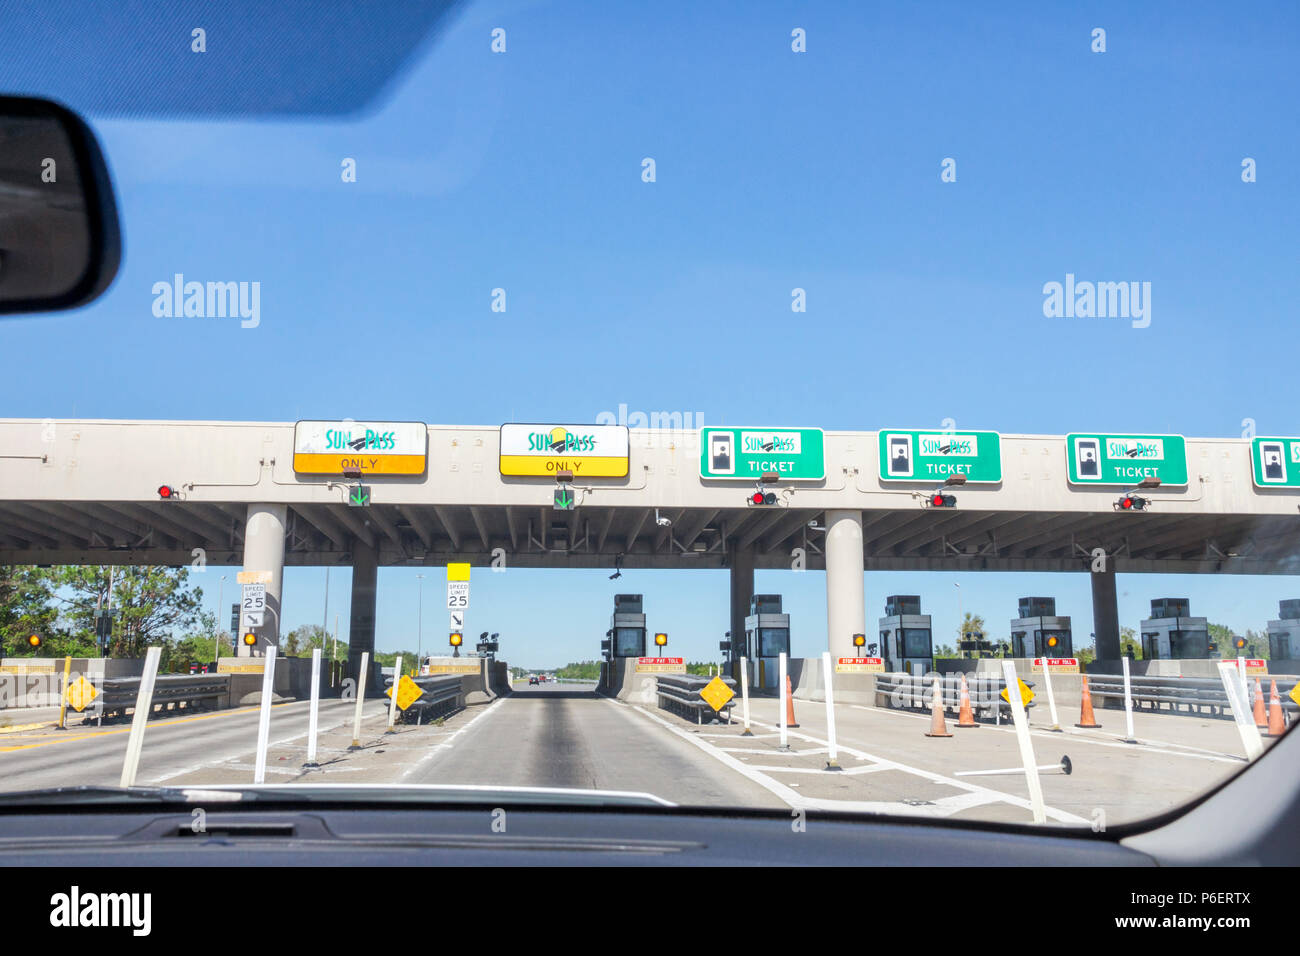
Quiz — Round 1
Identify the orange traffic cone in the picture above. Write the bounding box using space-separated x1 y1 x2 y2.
1253 678 1268 729
1264 680 1286 738
1075 675 1101 728
784 675 799 728
924 678 952 737
956 674 978 728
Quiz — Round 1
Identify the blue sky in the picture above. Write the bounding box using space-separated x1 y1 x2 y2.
2 2 1297 665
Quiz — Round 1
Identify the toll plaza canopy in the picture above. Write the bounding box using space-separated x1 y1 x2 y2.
1 419 1297 575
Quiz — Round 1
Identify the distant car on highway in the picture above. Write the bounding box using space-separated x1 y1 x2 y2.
528 676 540 685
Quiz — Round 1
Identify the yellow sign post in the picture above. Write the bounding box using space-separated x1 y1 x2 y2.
64 675 98 713
385 675 425 711
1000 677 1036 707
699 676 736 713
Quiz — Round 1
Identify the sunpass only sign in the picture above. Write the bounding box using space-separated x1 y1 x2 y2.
700 427 825 480
293 421 428 476
1066 433 1188 486
878 430 1002 483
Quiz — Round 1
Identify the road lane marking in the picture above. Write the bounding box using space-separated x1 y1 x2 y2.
0 700 317 753
847 704 1243 764
398 699 505 782
630 701 1088 825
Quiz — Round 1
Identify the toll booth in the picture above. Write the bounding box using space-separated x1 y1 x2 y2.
1009 597 1073 658
1139 598 1210 659
744 594 789 690
879 595 932 674
607 593 647 659
1267 600 1300 661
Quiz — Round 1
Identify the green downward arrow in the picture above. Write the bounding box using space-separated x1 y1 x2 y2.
350 486 370 507
554 489 573 510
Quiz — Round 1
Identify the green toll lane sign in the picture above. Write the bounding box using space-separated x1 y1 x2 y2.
1066 433 1188 486
1252 437 1300 488
700 427 825 481
878 430 1003 483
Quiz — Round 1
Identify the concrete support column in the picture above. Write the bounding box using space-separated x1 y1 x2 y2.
348 537 378 688
729 547 755 658
1091 565 1121 660
241 504 287 656
825 509 865 660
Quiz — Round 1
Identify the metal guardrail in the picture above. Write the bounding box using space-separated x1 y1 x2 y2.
655 674 736 725
875 673 1033 721
1085 674 1300 718
94 674 230 723
384 674 464 724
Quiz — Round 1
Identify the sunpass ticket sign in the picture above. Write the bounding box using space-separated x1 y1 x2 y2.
499 424 629 477
699 427 825 480
878 430 1002 483
1066 433 1188 486
293 421 428 476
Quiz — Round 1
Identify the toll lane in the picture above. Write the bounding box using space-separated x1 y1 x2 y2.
403 684 787 808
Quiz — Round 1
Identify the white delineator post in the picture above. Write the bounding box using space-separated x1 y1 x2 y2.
822 651 840 770
304 648 322 768
350 651 370 749
1040 656 1061 731
119 646 162 788
1121 655 1136 743
778 652 789 751
1002 660 1046 824
1217 662 1264 761
253 646 278 784
386 655 403 731
739 656 753 736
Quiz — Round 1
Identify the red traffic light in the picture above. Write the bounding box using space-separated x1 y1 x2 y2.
158 484 176 499
749 492 776 505
1118 495 1147 511
929 493 955 508
1121 496 1134 509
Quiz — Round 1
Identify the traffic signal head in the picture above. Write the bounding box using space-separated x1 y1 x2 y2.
242 632 256 646
929 493 956 508
450 632 463 647
1117 495 1148 511
26 634 41 648
749 491 777 506
1046 635 1059 649
1235 637 1246 650
654 632 668 647
853 633 866 648
158 484 177 500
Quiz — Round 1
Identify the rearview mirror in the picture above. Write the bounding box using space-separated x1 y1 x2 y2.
0 96 121 315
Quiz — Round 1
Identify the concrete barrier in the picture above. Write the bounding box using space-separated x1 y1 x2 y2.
600 657 659 703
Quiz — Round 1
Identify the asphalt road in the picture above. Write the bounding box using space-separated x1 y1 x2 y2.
404 683 785 807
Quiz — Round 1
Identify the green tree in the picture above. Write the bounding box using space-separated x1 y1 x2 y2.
1119 625 1142 659
0 566 61 656
284 624 346 661
55 565 204 657
933 643 959 659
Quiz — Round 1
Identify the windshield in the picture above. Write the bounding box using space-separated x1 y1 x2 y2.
0 1 1296 841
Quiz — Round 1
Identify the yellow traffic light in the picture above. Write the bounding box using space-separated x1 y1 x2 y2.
654 632 667 647
853 633 866 647
1235 637 1246 650
242 632 257 646
27 634 41 648
450 632 463 647
1046 635 1059 649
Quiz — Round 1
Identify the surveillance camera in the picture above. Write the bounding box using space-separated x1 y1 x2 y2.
654 508 671 527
